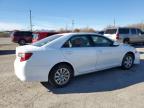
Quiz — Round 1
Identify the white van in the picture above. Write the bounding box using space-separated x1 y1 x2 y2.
104 27 144 44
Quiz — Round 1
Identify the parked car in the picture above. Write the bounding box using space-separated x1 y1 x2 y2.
96 30 105 35
11 31 33 45
32 32 59 43
14 33 140 87
104 27 144 44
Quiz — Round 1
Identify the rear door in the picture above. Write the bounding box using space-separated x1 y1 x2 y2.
137 29 144 42
23 32 32 43
129 28 140 43
118 28 130 40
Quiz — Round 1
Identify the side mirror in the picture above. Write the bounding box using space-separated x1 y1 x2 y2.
113 41 119 46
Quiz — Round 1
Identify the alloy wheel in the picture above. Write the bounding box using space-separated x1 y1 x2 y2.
123 55 133 69
54 68 70 85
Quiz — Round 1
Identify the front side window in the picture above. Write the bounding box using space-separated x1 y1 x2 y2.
14 32 22 36
23 32 32 36
91 35 113 47
63 35 91 48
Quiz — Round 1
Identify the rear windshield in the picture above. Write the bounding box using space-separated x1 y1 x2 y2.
105 29 117 34
32 34 62 47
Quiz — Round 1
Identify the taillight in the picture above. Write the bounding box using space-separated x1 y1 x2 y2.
18 53 33 62
116 33 120 40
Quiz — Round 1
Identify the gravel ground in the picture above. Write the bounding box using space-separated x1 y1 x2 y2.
0 38 144 108
0 38 12 45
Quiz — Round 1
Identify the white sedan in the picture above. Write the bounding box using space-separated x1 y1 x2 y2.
14 33 140 87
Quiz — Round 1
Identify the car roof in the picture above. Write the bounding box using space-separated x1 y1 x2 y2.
105 27 140 30
58 32 103 36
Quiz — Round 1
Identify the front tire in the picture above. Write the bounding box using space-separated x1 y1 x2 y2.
48 64 73 88
121 53 134 70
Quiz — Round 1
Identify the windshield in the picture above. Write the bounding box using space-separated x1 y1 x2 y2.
32 34 62 47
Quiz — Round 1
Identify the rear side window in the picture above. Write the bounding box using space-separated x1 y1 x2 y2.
105 29 117 34
63 35 91 48
137 29 142 34
119 28 129 34
14 31 32 36
14 32 22 36
32 34 62 47
131 29 137 34
23 32 32 36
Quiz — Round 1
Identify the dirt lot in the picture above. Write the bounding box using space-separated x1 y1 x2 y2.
0 38 12 45
0 38 144 108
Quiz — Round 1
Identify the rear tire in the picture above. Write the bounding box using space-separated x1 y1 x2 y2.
123 39 130 44
48 64 73 88
18 39 26 45
121 53 134 70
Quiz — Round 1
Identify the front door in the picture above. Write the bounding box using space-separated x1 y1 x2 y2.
90 35 122 69
62 35 97 74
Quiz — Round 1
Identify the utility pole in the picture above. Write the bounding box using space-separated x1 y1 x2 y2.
140 20 143 30
65 24 68 31
114 18 116 27
29 10 33 31
72 20 74 32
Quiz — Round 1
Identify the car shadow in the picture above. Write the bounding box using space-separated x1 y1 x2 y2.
41 59 144 94
0 50 15 55
132 44 144 54
139 52 144 54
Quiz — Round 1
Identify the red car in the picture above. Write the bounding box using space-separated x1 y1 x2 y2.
32 32 59 43
11 31 33 45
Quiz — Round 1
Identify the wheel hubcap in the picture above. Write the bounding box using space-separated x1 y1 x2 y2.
54 68 70 85
124 56 133 68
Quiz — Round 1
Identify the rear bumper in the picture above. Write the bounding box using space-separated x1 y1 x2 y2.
14 59 49 82
11 38 18 43
32 39 38 43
